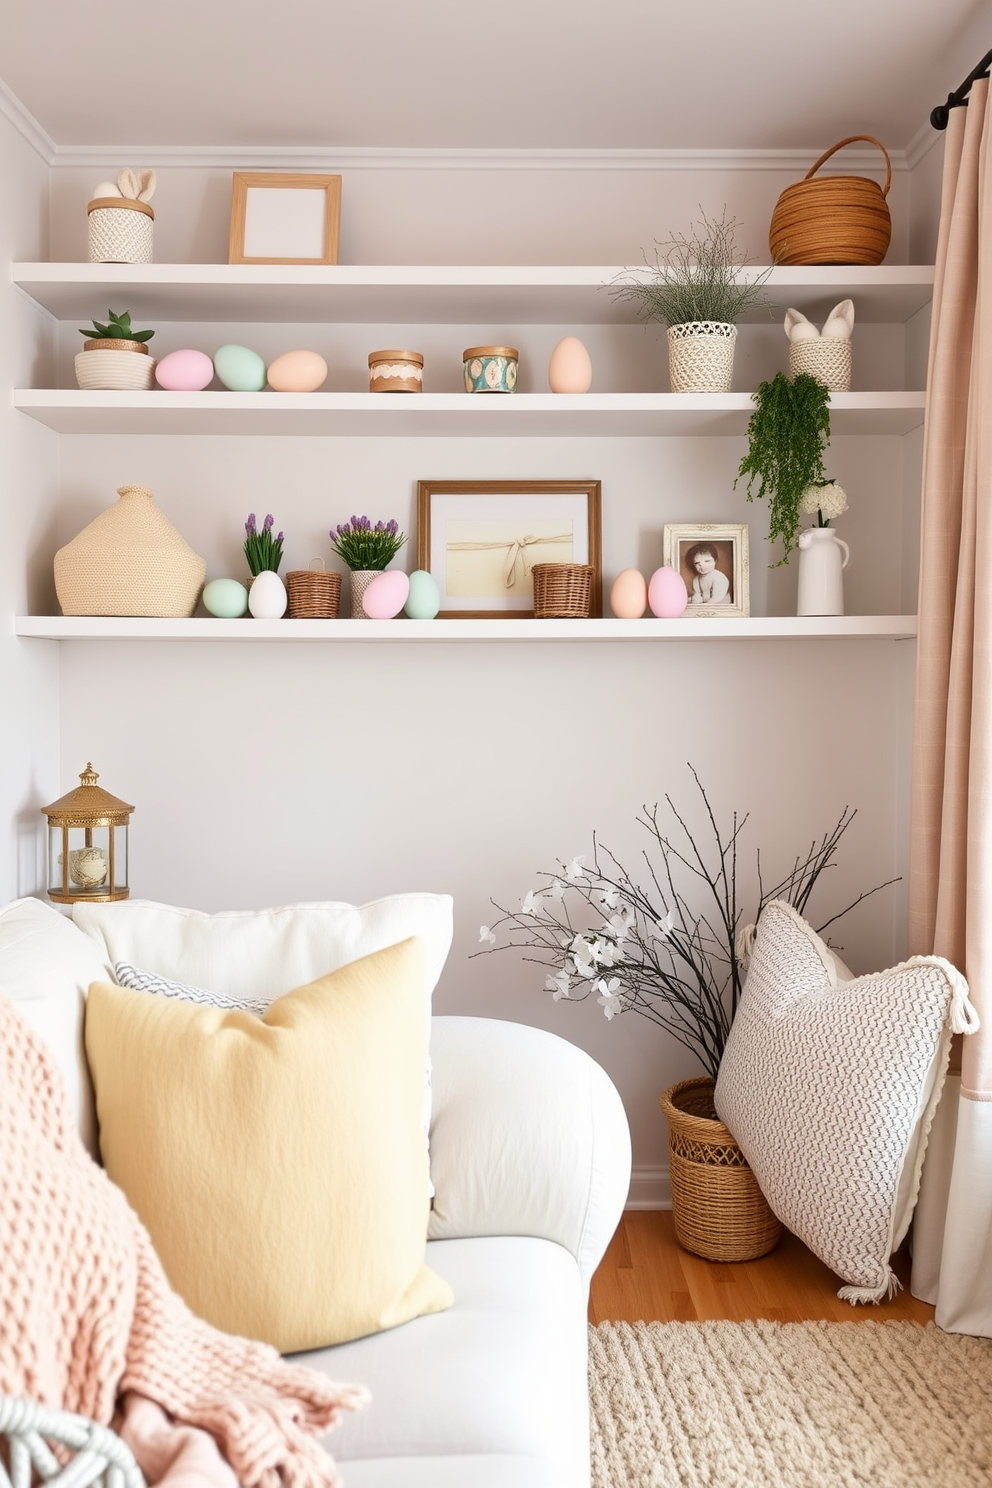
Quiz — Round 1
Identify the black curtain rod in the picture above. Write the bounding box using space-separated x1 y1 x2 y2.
931 47 992 129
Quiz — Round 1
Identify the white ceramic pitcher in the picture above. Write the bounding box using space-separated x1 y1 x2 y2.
797 527 849 616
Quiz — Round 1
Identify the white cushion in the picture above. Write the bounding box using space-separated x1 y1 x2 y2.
73 894 453 1001
714 899 979 1302
296 1235 590 1488
0 897 112 1155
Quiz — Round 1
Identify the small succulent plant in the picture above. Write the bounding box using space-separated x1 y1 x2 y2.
79 309 155 344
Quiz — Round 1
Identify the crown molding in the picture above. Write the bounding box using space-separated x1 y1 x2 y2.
0 78 56 165
50 143 911 174
905 119 942 170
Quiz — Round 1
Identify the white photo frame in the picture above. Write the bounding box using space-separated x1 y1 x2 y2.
663 523 750 618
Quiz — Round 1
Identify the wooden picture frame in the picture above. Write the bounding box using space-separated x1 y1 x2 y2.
417 480 603 618
228 172 341 265
663 523 750 618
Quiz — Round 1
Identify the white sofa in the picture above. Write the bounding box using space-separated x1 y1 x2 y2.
0 895 631 1488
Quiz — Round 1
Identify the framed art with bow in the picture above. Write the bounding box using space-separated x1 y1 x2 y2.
416 480 603 618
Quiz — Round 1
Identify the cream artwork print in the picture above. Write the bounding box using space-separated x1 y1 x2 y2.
445 520 574 597
417 480 603 618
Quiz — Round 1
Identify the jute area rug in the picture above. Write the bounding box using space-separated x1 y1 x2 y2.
589 1319 992 1488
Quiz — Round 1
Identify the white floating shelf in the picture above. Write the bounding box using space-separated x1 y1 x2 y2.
12 390 926 437
12 263 935 325
15 616 919 642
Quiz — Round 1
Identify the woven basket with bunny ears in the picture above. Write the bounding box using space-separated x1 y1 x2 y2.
87 168 157 264
769 136 891 266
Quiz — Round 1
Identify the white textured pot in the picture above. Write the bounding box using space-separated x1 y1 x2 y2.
797 528 849 616
667 322 736 392
350 569 380 618
75 348 156 391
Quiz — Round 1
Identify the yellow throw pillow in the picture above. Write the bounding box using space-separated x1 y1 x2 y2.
84 936 452 1351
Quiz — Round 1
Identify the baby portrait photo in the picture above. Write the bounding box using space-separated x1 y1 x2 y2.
663 523 750 618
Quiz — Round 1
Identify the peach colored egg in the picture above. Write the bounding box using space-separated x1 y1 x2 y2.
362 569 410 619
610 568 647 619
155 348 214 391
548 336 593 394
648 566 689 618
266 349 328 393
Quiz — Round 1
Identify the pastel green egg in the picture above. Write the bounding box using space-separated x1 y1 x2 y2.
404 569 441 619
213 344 267 392
203 578 249 618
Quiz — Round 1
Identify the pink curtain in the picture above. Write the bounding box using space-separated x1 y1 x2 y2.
909 76 992 1335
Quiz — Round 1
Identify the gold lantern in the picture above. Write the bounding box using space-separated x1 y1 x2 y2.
42 763 133 904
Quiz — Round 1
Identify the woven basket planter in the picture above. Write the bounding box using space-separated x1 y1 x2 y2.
789 337 852 391
660 1075 781 1262
667 322 736 393
769 136 891 267
286 566 342 618
87 197 154 264
532 562 594 618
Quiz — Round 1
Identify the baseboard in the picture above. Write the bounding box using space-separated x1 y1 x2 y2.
625 1165 671 1210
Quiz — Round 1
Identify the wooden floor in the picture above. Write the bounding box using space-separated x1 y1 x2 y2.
588 1212 936 1325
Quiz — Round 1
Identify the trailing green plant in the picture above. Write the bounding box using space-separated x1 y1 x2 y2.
610 209 773 327
735 372 832 563
78 309 154 344
476 767 897 1079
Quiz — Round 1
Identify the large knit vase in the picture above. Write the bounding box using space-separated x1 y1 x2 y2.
54 485 206 618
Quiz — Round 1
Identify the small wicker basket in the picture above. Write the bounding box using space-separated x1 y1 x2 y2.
286 561 342 618
660 1076 781 1263
769 135 891 266
789 337 852 391
532 562 594 618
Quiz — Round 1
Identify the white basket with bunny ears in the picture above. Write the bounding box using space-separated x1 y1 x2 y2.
785 299 854 391
87 169 156 264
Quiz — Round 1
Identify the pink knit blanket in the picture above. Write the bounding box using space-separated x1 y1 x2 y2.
0 995 368 1488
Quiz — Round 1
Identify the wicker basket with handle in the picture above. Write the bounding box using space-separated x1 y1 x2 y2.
286 560 342 618
660 1075 781 1262
532 562 594 618
769 136 892 266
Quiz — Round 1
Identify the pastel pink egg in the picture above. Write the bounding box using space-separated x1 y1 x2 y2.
610 568 647 619
267 349 328 392
648 566 689 618
361 569 410 619
155 348 214 391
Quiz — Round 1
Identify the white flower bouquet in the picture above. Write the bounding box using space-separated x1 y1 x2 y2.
800 480 849 528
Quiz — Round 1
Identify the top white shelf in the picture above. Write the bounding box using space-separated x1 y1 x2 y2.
12 263 935 326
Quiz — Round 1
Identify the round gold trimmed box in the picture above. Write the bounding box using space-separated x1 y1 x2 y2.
463 345 518 393
368 349 424 393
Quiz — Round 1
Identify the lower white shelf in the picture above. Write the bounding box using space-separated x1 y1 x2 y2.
15 616 919 641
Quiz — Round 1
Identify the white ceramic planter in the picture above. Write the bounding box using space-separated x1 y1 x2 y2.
797 528 850 616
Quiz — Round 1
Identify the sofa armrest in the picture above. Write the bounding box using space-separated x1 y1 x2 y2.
426 1016 631 1291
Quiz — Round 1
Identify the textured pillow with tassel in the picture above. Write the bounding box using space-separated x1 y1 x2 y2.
714 899 979 1303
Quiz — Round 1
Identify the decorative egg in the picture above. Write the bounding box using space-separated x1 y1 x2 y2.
203 578 249 618
155 348 214 391
648 566 689 619
93 180 122 198
247 570 288 619
362 569 410 619
404 569 441 619
214 344 267 392
267 349 328 393
610 568 648 619
548 336 593 393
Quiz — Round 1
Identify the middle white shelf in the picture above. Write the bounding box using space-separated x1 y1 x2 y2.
13 390 926 438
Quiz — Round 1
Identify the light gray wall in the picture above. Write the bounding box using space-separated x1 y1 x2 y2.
0 112 59 904
7 141 940 1199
